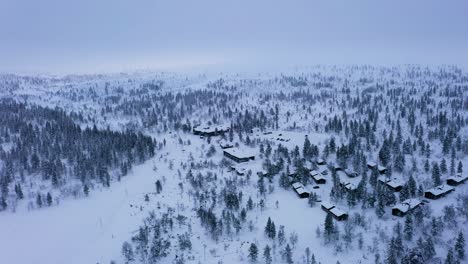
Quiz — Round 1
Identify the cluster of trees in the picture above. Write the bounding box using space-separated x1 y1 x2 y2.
123 211 175 263
0 100 156 210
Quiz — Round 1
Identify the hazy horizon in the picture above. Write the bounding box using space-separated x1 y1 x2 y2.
1 0 468 74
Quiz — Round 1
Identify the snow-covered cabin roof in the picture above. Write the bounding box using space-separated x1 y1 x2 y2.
312 174 326 181
316 158 325 164
295 186 308 195
447 174 468 183
223 148 255 159
321 202 335 210
231 165 247 175
219 140 234 149
425 184 455 196
378 165 387 171
344 168 358 177
344 182 358 191
193 124 230 134
329 207 347 217
367 161 377 167
392 199 421 213
292 182 304 189
378 177 404 188
309 170 318 176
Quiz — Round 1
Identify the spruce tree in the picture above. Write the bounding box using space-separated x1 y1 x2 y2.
36 193 43 208
432 163 441 186
278 225 286 245
46 192 53 206
248 243 258 262
263 245 272 264
283 243 293 264
324 213 335 243
422 236 436 260
408 175 417 197
445 248 455 264
386 238 398 264
455 231 465 260
440 159 448 174
122 241 134 264
404 215 413 241
83 184 89 196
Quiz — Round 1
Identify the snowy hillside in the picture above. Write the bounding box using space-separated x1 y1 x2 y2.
0 65 467 264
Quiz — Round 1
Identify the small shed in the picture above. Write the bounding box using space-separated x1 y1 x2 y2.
230 165 248 176
219 142 234 149
424 185 455 200
447 174 468 186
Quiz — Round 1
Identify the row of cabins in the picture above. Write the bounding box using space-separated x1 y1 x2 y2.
321 202 348 221
379 173 467 194
391 175 467 217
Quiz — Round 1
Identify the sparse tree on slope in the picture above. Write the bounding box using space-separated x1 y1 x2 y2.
455 231 465 260
263 245 272 264
249 242 258 262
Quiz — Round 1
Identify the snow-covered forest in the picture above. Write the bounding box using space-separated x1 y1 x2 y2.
0 65 467 264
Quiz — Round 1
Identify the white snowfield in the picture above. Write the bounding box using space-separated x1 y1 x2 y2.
0 158 160 264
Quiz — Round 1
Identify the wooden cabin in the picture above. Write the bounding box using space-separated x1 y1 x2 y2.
378 178 404 192
223 148 255 163
447 174 468 186
193 125 230 136
367 161 377 170
219 141 234 149
392 199 422 217
321 202 348 221
310 170 326 184
424 185 455 200
291 182 309 198
378 165 387 174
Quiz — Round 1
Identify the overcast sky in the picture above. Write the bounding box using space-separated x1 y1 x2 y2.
1 0 467 74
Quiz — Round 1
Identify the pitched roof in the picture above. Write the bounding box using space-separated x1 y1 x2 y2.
425 184 454 196
392 198 421 213
447 174 468 183
223 148 256 159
